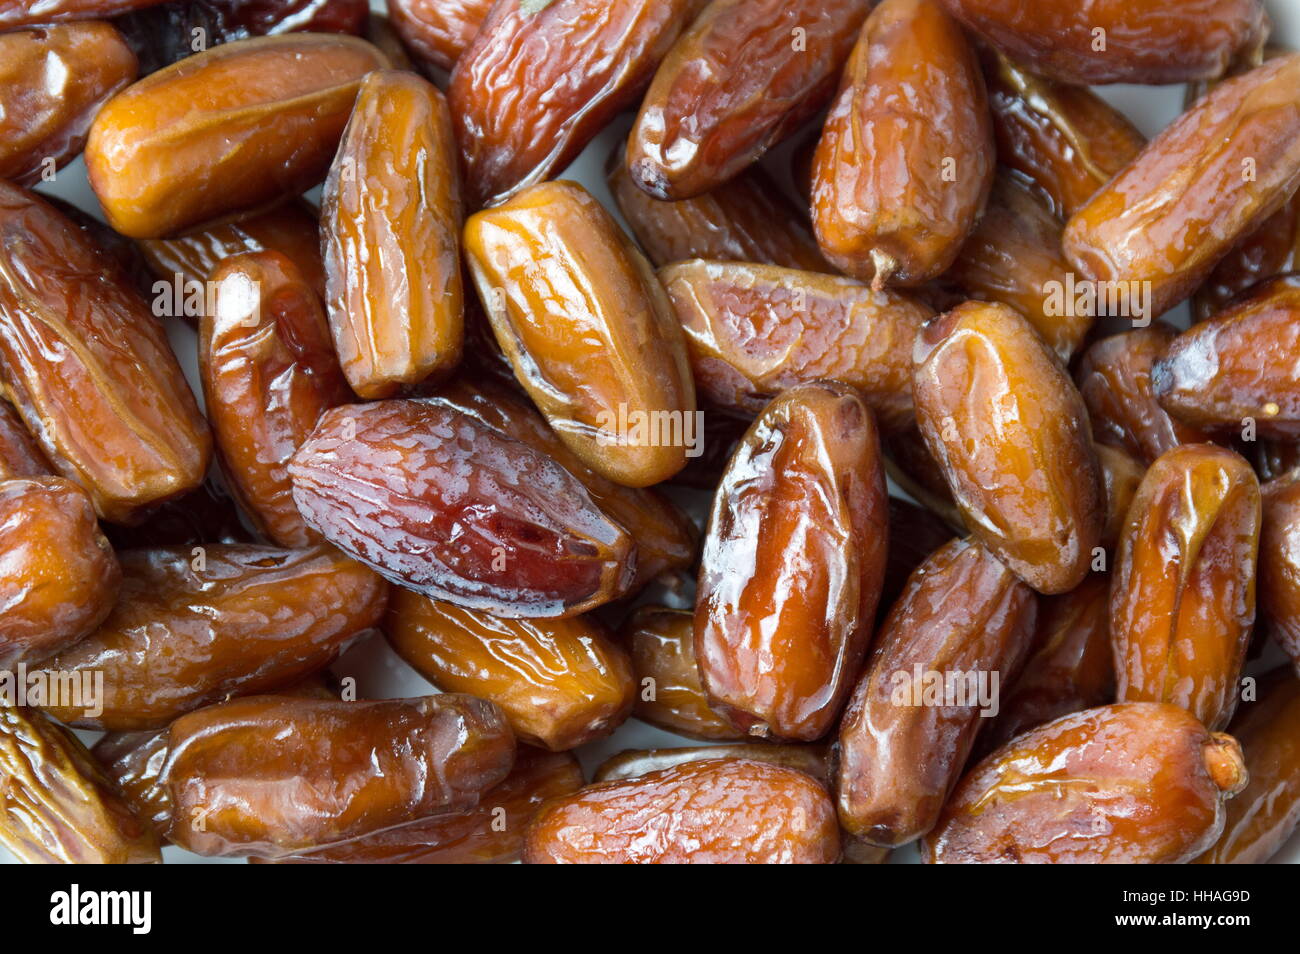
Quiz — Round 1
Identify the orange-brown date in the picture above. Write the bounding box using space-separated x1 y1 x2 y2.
1194 194 1300 322
1110 444 1260 730
593 744 830 788
1096 443 1144 550
1259 473 1300 670
913 301 1104 594
695 382 888 741
389 0 491 71
924 703 1248 863
0 0 168 27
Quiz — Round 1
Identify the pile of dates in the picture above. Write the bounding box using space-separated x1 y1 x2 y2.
0 0 1297 865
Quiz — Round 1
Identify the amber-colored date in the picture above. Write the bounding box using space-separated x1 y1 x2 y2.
1259 474 1300 671
593 744 829 787
659 260 932 432
696 382 888 741
386 589 633 751
925 703 1248 863
523 758 840 864
389 0 491 72
914 301 1104 594
1111 444 1260 730
289 400 636 617
811 0 993 287
0 182 211 523
322 69 463 398
1095 444 1144 551
86 33 388 238
39 544 387 730
163 694 514 858
1194 194 1300 322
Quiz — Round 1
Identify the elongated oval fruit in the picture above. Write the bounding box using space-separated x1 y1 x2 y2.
289 400 636 617
0 706 161 864
523 758 840 864
322 69 463 398
163 694 515 858
390 0 492 71
39 544 388 730
0 181 211 523
626 0 870 199
811 0 993 287
659 260 932 432
924 703 1248 863
201 251 351 547
1110 444 1260 730
1063 53 1300 319
1257 474 1300 671
464 181 696 488
695 382 888 741
913 301 1104 594
837 537 1037 846
385 589 634 751
86 33 388 238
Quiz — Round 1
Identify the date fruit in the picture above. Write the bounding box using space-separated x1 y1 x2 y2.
0 0 169 28
593 744 829 787
389 0 491 71
1194 194 1300 322
1258 473 1300 670
1096 444 1144 551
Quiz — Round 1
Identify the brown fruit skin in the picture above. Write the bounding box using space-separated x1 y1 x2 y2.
945 171 1091 361
85 33 388 238
385 589 634 751
626 0 870 200
622 606 743 742
982 51 1146 219
523 758 840 864
389 0 491 72
811 0 994 287
695 382 888 741
0 181 211 524
593 744 830 787
659 260 933 433
1194 195 1300 322
0 707 161 864
163 693 515 858
837 537 1037 846
288 400 636 618
924 703 1248 864
0 477 120 667
448 0 704 210
1095 444 1144 551
1063 54 1300 319
0 0 167 27
0 22 137 187
0 401 52 480
1154 276 1300 439
607 150 831 272
939 0 1266 86
1197 669 1300 864
38 544 388 731
1075 324 1209 466
913 301 1105 595
464 181 696 488
1259 473 1300 670
201 251 350 548
256 747 582 864
1110 444 1260 731
322 69 463 399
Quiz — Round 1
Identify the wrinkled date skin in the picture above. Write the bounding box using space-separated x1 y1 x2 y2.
811 0 994 288
1259 474 1300 670
626 0 870 200
659 260 933 432
1154 276 1300 439
389 0 492 72
385 588 634 751
0 401 51 480
914 301 1105 594
39 544 388 730
837 537 1036 846
464 181 696 488
0 22 137 187
0 0 168 27
523 758 840 864
0 477 120 667
1075 324 1209 465
201 251 351 546
289 400 636 617
163 694 515 858
1111 444 1260 730
941 0 1266 85
1197 669 1300 864
1063 54 1300 319
695 382 888 741
607 150 831 272
0 182 211 524
593 745 830 788
0 707 161 864
86 33 388 238
448 0 703 209
1195 194 1300 322
622 606 743 742
924 703 1249 863
322 69 463 398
